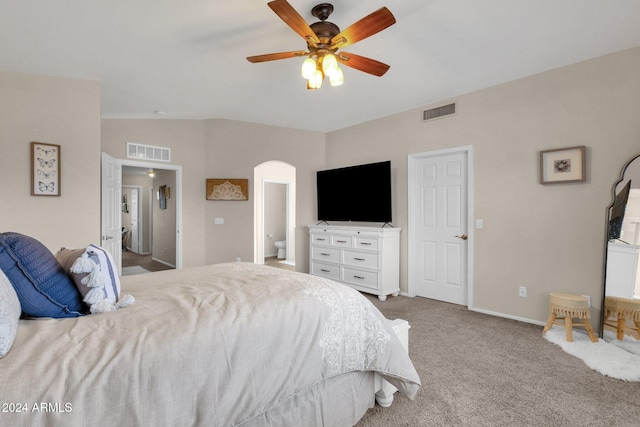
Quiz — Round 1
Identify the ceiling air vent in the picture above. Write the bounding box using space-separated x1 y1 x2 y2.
422 102 456 122
126 142 171 162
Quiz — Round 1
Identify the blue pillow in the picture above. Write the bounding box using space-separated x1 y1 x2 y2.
0 232 86 318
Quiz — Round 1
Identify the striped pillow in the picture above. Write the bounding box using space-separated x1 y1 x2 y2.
56 245 134 314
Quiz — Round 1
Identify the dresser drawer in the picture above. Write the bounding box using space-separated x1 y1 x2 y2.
342 250 379 270
331 235 352 248
310 233 331 245
354 236 379 251
342 267 379 290
311 246 340 263
311 262 340 281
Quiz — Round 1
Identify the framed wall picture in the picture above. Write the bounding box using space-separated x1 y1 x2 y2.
206 179 248 201
31 142 61 196
539 146 586 185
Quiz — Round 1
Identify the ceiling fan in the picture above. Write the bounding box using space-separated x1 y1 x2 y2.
247 1 396 89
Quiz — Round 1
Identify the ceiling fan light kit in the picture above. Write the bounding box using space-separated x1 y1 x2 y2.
247 0 395 90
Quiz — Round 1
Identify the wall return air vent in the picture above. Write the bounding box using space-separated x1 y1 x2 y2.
422 102 456 122
126 142 171 162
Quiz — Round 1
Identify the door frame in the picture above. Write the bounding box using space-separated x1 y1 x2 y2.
102 155 184 270
407 145 475 309
122 185 142 253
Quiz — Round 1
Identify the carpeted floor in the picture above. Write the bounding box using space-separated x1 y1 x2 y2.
355 294 640 427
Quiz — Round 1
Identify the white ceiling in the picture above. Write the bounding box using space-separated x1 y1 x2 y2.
2 0 640 133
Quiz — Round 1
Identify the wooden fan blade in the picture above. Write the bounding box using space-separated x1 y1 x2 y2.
337 52 390 77
268 0 320 46
247 51 308 63
331 7 395 49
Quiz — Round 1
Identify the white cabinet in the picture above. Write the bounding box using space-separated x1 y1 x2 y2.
606 241 640 298
308 225 400 301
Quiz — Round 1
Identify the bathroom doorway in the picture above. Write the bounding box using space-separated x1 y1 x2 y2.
254 161 296 270
263 181 293 270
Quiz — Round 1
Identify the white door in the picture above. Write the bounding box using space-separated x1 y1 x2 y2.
130 188 139 253
409 149 471 305
101 152 122 275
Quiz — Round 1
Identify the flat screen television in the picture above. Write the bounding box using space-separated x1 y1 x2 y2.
316 161 392 223
609 180 631 240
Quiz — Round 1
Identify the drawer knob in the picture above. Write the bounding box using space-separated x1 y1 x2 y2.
354 257 365 261
353 275 365 280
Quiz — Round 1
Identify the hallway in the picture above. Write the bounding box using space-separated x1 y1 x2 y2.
122 250 174 275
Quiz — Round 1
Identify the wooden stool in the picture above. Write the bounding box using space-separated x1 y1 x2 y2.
603 296 640 340
543 293 597 342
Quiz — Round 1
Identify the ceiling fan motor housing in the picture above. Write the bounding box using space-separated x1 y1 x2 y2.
309 3 340 50
311 3 334 21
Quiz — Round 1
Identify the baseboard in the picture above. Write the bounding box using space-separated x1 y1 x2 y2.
470 307 545 327
152 257 176 268
396 292 545 327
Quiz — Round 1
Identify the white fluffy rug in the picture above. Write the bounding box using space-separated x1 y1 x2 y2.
543 325 640 381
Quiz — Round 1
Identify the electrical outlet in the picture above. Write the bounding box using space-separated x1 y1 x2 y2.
581 294 591 308
236 257 241 262
519 286 527 297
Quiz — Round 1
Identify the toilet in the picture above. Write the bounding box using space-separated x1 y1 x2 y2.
274 240 286 259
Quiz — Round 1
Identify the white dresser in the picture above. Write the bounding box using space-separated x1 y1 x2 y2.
308 225 401 301
606 241 640 298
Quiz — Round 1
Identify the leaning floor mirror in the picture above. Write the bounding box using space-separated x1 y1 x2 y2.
601 153 640 349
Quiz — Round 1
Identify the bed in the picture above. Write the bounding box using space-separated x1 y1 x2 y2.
0 234 420 427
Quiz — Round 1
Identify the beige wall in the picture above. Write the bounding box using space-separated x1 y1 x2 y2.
325 46 640 326
203 119 325 267
101 118 324 269
0 71 100 252
101 119 207 267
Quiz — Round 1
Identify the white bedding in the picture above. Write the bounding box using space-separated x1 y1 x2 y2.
0 262 420 426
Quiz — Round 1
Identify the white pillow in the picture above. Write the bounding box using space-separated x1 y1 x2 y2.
0 268 21 357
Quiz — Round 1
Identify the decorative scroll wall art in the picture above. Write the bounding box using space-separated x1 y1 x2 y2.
31 142 61 196
206 179 248 201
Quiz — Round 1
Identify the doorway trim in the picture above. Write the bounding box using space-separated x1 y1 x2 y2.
104 156 183 269
407 145 475 308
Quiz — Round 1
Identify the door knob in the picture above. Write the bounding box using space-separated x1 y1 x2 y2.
455 234 468 240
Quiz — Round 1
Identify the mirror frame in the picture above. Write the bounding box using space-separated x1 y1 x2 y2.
600 152 640 337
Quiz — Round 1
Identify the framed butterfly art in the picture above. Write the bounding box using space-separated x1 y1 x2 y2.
31 142 61 196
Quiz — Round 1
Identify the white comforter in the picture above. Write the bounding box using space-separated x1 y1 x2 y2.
0 263 420 426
